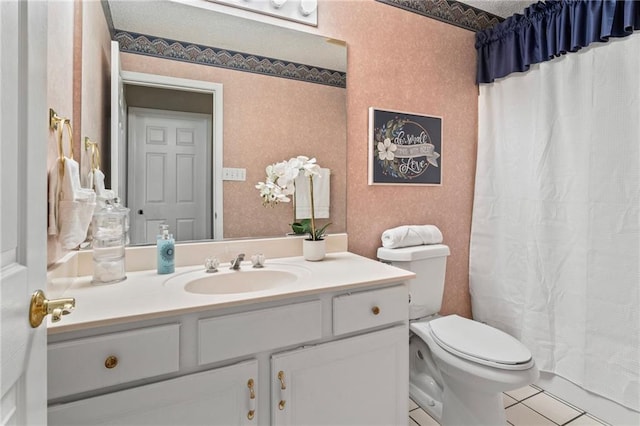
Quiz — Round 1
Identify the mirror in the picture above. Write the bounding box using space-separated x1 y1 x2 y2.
94 0 347 244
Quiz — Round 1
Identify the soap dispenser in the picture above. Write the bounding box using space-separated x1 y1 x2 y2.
157 224 175 274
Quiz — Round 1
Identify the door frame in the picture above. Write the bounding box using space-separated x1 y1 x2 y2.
117 72 224 239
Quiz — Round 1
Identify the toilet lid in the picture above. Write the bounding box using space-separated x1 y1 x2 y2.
422 315 533 370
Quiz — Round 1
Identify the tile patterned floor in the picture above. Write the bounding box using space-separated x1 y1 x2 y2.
409 385 610 426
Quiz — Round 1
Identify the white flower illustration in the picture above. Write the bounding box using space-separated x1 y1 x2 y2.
377 138 397 161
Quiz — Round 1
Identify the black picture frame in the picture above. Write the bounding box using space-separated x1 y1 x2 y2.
368 108 443 185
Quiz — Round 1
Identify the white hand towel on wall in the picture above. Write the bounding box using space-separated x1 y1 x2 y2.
58 190 96 249
381 225 443 249
92 169 106 197
90 168 117 211
47 156 96 249
295 168 330 219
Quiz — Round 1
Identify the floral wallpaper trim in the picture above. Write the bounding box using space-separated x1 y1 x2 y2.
375 0 503 32
114 31 347 89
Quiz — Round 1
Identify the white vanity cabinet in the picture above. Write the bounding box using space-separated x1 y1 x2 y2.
47 283 409 426
49 360 259 426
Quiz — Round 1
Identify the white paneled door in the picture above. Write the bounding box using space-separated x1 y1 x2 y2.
0 0 48 424
128 108 211 244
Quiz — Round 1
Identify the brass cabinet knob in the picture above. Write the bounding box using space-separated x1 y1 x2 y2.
372 306 381 315
104 355 118 369
277 371 286 410
247 378 256 420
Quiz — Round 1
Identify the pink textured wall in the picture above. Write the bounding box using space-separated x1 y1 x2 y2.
121 53 347 239
80 0 111 187
317 0 477 317
47 0 477 317
47 0 111 266
46 0 76 265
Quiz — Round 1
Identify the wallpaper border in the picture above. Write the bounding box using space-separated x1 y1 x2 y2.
114 30 347 89
375 0 503 32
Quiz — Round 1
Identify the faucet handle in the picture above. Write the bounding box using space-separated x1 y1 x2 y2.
205 257 219 273
251 253 266 268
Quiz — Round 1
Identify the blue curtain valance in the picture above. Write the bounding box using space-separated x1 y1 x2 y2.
476 0 640 84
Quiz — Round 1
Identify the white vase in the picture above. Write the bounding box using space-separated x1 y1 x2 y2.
303 239 326 261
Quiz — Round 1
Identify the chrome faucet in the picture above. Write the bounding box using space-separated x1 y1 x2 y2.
230 253 245 270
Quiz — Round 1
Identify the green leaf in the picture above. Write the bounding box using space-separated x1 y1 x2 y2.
290 222 307 235
292 219 331 240
312 223 332 240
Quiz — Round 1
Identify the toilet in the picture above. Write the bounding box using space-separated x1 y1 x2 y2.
377 244 539 426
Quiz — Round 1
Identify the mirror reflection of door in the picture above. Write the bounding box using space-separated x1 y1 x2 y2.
127 106 212 244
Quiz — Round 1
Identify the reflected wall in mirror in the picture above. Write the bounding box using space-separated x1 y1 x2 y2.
97 0 347 244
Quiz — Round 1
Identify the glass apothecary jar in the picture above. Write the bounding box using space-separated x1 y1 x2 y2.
91 200 127 284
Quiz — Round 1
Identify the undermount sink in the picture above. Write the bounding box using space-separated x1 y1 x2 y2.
164 264 310 295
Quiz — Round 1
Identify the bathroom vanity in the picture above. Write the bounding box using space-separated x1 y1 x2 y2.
46 244 414 426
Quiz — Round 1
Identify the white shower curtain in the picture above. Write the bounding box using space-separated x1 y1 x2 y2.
470 33 640 411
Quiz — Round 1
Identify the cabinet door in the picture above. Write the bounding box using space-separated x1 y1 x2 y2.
49 360 258 426
271 325 407 426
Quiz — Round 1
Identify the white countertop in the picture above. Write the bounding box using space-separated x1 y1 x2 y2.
47 252 414 334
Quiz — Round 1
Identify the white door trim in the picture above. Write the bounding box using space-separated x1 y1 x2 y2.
110 40 126 201
119 71 224 239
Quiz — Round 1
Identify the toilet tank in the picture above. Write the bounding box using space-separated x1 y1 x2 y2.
377 244 450 320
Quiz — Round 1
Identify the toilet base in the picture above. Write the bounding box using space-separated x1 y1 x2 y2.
411 372 508 426
410 380 442 422
440 372 506 426
410 333 444 422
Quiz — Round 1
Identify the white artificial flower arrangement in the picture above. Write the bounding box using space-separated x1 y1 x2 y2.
256 155 329 241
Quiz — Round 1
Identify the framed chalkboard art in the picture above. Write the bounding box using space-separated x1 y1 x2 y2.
368 108 442 186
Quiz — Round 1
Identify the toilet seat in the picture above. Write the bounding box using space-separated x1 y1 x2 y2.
411 315 534 371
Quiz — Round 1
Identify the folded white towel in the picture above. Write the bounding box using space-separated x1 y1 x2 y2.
295 168 330 219
381 225 443 249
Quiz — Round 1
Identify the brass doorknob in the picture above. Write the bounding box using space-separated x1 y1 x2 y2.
29 289 75 328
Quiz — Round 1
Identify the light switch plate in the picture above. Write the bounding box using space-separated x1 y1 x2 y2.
222 167 246 181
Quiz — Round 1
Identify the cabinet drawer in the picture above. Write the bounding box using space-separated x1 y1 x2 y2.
48 324 180 400
333 285 407 336
198 300 322 365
